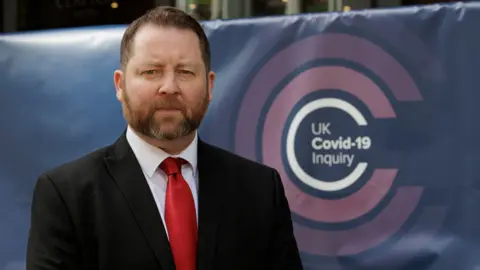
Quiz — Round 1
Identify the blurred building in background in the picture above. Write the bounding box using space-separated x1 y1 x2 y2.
0 0 470 33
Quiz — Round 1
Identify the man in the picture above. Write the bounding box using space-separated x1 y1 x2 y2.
26 6 303 270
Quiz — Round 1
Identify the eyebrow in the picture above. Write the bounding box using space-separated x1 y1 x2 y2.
139 60 200 69
142 61 165 67
177 63 199 69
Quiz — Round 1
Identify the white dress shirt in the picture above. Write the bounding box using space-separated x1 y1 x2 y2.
126 126 199 237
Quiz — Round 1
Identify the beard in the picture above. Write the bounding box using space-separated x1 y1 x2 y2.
121 86 210 141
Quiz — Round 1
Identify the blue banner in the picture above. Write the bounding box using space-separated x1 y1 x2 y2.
1 2 480 269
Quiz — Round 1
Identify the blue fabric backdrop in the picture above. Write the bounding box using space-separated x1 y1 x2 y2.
1 2 480 269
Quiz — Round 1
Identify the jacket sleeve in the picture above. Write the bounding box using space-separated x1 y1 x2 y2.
269 169 304 269
26 174 81 270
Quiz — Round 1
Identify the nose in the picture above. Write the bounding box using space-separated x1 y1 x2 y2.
158 72 180 95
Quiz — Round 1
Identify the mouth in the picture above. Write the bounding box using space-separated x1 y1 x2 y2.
156 107 181 111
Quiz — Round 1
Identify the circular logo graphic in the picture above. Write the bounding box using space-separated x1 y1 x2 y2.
286 97 368 192
234 32 448 260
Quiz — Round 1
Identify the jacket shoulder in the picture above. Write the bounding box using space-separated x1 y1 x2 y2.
39 145 111 185
203 141 277 175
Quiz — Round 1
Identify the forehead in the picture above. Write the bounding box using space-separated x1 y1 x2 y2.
130 24 202 63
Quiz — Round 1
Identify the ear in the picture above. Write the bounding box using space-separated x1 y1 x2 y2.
207 71 215 102
113 69 125 102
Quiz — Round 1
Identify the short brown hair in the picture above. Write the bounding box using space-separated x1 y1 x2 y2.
120 6 211 72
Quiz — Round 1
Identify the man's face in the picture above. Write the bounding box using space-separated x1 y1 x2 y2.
114 24 214 141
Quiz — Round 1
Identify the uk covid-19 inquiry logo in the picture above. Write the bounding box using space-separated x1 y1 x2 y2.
234 32 449 264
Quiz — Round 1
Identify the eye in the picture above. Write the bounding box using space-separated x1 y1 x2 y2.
142 70 158 75
179 70 194 75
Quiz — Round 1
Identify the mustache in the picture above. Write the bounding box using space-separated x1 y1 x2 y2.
152 97 185 111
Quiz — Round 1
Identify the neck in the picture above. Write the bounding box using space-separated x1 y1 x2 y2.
134 130 196 155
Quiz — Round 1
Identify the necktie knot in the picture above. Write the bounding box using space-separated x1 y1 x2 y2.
160 157 186 176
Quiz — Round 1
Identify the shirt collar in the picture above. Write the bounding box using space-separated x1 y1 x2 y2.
126 126 198 178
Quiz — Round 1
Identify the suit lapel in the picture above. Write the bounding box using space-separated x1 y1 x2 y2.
104 133 175 270
196 140 230 270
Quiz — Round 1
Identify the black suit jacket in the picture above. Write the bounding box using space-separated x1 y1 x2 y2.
26 133 303 270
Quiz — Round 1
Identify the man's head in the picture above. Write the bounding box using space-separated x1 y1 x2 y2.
113 6 214 143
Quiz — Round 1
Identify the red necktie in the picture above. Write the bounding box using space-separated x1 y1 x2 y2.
160 157 197 270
